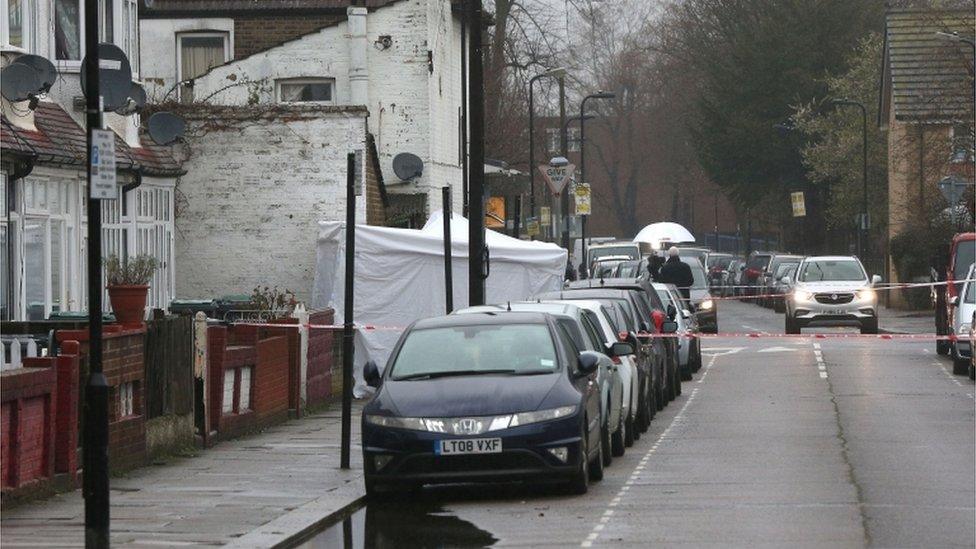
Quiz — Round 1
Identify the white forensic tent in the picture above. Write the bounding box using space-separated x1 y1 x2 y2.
312 212 567 395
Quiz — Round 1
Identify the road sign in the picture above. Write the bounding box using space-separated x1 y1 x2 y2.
90 129 117 199
575 182 591 216
790 191 805 217
526 217 540 236
856 212 870 230
538 163 576 195
540 206 551 226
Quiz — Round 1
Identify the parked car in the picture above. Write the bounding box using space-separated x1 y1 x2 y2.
670 246 710 269
586 242 642 277
565 277 678 413
681 257 718 334
653 282 702 380
757 255 804 308
784 256 881 334
970 309 976 380
770 262 801 313
741 251 775 296
934 232 975 356
726 258 746 296
705 253 734 293
613 259 648 279
361 311 631 495
950 264 976 375
454 302 627 457
591 256 633 279
536 287 664 431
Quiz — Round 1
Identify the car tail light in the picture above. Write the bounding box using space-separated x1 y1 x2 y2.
651 310 665 332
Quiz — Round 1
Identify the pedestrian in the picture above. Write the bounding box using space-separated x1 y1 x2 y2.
647 252 665 281
565 256 578 281
657 247 695 301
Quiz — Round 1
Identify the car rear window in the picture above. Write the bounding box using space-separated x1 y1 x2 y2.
390 324 557 379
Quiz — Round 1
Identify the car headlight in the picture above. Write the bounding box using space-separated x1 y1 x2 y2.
960 323 972 336
856 288 876 301
793 289 814 302
698 299 714 311
364 405 577 434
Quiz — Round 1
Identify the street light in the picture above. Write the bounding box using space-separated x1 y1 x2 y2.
579 91 616 277
831 98 869 261
528 67 568 221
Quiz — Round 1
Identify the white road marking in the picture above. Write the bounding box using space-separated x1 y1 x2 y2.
932 361 966 388
819 371 828 378
814 343 828 380
758 346 801 353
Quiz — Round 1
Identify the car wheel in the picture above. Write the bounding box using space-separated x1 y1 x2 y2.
568 423 590 495
969 362 975 380
860 318 878 335
952 346 969 375
601 417 613 467
936 311 950 355
611 414 626 457
785 315 800 335
774 300 784 313
625 414 636 446
655 374 665 410
589 425 605 481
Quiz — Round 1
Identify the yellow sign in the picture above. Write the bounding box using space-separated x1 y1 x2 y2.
540 206 551 227
575 183 591 216
526 217 540 236
791 191 806 217
486 196 506 228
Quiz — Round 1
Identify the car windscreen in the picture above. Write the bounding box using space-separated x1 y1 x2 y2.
556 318 591 351
797 260 865 282
589 246 640 263
594 299 633 332
775 262 798 278
681 259 708 288
707 256 732 269
954 242 975 279
389 324 557 380
616 261 641 277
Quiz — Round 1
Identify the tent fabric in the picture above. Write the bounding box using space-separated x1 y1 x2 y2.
312 214 567 395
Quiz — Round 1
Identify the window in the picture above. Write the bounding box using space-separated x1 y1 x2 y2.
277 78 335 104
118 381 135 418
567 127 581 152
178 33 228 102
546 128 560 154
54 0 80 60
3 0 31 49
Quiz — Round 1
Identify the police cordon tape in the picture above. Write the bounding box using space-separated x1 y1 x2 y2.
690 278 976 302
227 320 962 341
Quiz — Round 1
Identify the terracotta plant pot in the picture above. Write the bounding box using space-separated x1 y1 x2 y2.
107 285 149 326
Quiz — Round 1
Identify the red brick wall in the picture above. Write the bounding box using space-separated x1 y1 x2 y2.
307 310 336 407
53 342 80 484
254 335 289 423
1 360 57 492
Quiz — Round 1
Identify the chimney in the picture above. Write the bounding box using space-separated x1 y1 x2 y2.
347 5 369 106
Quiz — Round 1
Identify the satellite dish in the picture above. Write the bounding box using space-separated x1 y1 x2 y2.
80 43 133 111
147 112 186 145
115 82 147 115
0 63 39 102
392 152 424 181
14 54 58 93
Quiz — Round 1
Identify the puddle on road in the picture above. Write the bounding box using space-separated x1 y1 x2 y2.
295 496 497 548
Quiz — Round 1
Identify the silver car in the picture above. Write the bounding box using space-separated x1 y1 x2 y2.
784 256 882 334
950 263 975 375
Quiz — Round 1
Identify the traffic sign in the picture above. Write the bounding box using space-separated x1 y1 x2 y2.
575 182 591 216
90 129 117 200
526 217 540 236
538 163 576 195
540 206 551 226
790 191 805 217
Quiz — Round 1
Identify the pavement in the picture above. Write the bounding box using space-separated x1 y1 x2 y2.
878 304 934 335
1 403 367 548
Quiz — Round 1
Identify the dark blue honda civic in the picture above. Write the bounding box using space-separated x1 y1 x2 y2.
361 311 629 495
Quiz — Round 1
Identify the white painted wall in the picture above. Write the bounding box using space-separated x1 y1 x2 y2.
165 0 464 217
139 17 235 102
174 109 368 303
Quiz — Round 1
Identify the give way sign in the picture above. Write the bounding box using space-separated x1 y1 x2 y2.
538 164 576 195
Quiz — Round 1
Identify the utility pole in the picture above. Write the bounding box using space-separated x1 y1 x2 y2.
578 91 615 276
466 0 486 306
559 76 570 251
83 0 110 546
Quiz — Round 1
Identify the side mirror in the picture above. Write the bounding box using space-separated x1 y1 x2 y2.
781 276 792 286
662 320 678 333
577 352 600 376
364 360 382 388
608 341 635 357
666 304 677 320
871 274 882 286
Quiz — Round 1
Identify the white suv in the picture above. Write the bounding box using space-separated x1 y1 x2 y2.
784 256 881 334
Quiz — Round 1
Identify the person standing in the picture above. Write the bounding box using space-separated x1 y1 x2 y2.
657 247 695 301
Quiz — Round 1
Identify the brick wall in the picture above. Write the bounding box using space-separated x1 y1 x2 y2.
1 358 58 494
233 15 343 59
307 310 336 408
175 107 368 303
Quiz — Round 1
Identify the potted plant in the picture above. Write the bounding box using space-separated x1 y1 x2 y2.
105 254 158 325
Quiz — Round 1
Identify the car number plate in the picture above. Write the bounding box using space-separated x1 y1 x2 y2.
824 309 844 315
435 438 502 455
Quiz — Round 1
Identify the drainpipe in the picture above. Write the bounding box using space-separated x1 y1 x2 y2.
347 5 369 107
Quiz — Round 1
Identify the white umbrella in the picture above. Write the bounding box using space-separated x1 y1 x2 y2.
633 222 695 249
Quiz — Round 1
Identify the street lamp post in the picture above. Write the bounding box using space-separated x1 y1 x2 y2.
528 68 567 224
832 99 868 261
579 91 616 277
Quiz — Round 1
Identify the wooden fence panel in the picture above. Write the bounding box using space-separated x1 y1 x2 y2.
144 316 194 419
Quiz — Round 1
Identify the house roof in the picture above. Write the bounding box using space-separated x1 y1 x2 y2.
881 8 975 124
1 102 184 177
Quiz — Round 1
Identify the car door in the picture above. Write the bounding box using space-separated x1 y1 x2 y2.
581 312 621 429
555 324 600 449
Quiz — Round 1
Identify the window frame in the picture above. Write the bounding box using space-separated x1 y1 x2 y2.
275 77 336 105
176 31 230 100
1 0 33 51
